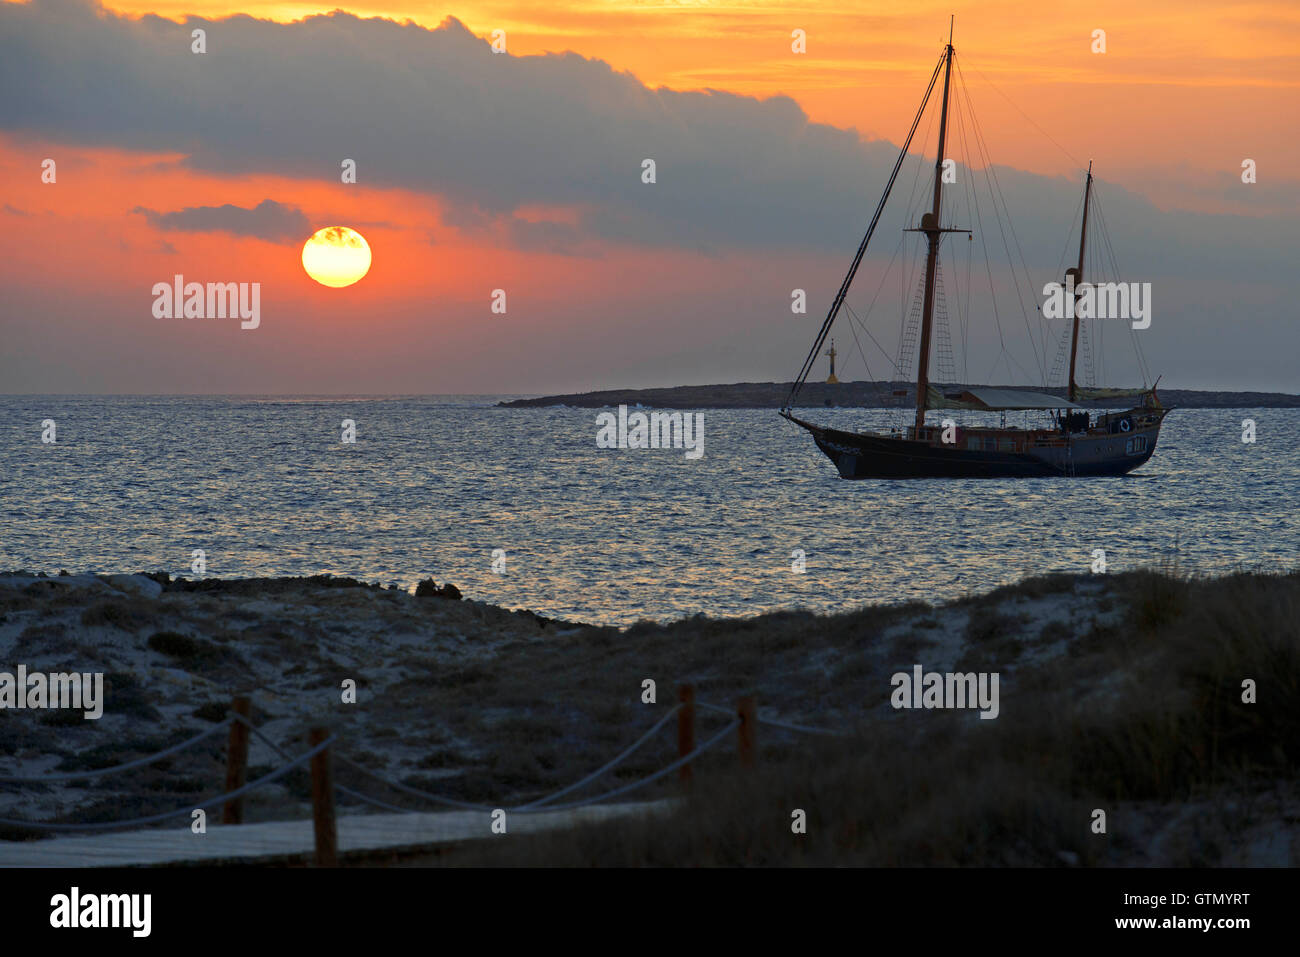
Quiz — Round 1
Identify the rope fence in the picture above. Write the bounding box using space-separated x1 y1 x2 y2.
0 684 844 862
0 734 335 833
0 719 234 783
696 700 844 737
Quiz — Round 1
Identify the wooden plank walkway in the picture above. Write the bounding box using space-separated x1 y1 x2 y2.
0 800 673 867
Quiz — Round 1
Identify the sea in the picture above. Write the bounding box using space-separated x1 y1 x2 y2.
1 396 1295 626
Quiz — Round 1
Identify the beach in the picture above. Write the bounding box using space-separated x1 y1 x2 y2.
2 566 1295 865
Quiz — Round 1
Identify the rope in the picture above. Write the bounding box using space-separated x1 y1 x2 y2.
333 719 738 817
536 720 739 812
0 720 233 783
221 714 407 813
515 705 682 809
754 715 842 738
961 56 1084 169
328 705 689 814
334 783 411 814
697 700 843 737
0 698 803 834
0 734 335 832
784 48 947 411
331 754 492 811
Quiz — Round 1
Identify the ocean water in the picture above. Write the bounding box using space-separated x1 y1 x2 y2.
1 396 1295 626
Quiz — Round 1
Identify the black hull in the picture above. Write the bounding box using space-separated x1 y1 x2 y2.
791 415 1164 479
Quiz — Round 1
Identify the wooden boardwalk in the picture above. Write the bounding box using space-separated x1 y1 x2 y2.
0 800 673 867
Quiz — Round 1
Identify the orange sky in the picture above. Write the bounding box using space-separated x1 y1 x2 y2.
2 1 1297 393
96 0 1300 201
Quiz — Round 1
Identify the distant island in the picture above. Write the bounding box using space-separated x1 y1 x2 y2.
499 381 1300 409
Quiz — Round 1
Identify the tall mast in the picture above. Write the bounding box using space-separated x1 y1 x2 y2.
913 22 955 432
1067 160 1093 403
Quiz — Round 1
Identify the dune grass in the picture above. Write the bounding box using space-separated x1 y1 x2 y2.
400 567 1299 866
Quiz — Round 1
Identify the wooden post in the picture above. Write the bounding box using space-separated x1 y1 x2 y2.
677 685 695 789
737 696 756 769
222 695 250 825
309 727 337 867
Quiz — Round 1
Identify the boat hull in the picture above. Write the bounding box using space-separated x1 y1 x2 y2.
792 413 1166 479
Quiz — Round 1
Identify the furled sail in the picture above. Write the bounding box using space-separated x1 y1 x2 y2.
926 386 1081 411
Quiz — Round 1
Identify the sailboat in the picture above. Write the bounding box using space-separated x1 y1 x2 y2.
781 26 1169 479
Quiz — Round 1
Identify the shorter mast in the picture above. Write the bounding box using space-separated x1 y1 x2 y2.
1067 161 1093 403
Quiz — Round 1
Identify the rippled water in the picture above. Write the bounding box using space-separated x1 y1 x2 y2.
1 396 1295 625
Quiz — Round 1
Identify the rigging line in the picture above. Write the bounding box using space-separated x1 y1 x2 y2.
1091 227 1105 386
1056 187 1086 279
861 232 907 327
845 233 911 397
961 56 1070 386
948 74 969 382
956 59 1047 384
957 64 1019 371
1002 343 1040 385
894 82 939 344
952 73 976 383
963 85 977 383
901 93 941 236
783 48 947 412
845 302 909 378
971 114 1049 386
1090 184 1149 384
894 103 938 378
961 110 1011 376
1051 183 1087 378
967 161 1039 391
843 305 883 396
984 349 1005 387
898 102 938 364
961 54 1084 170
1084 239 1098 386
1093 185 1153 385
1050 322 1073 387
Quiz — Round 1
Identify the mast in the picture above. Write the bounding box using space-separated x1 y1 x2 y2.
780 48 947 413
1067 161 1093 403
913 21 955 432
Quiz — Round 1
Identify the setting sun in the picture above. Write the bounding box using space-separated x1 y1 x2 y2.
301 226 371 287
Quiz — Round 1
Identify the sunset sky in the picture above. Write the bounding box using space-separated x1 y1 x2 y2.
2 0 1297 393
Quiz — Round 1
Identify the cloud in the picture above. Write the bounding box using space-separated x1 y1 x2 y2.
0 0 1294 281
131 198 310 243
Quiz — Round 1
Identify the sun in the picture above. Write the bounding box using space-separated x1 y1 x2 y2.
302 226 371 288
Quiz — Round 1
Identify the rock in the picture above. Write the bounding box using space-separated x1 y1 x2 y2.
104 574 164 599
2 573 109 593
415 578 462 600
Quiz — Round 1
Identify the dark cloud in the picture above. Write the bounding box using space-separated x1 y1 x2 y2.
0 0 1294 281
131 198 310 243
